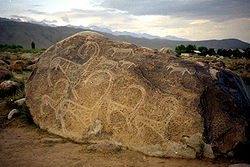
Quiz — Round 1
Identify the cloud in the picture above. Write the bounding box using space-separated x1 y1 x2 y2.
101 0 250 22
32 5 42 7
27 9 47 15
4 0 250 42
61 16 70 23
41 19 57 24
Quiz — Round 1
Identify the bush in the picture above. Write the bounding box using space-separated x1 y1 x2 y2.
186 45 196 53
198 46 208 56
175 45 186 55
0 44 45 53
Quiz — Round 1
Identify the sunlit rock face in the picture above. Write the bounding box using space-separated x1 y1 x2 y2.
25 31 250 158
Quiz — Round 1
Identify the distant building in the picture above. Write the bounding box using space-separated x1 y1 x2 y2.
181 53 190 57
194 50 201 54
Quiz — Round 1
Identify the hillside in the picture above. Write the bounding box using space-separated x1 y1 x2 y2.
1 18 250 50
0 19 84 48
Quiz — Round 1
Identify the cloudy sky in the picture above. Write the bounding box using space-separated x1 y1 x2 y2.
1 0 250 42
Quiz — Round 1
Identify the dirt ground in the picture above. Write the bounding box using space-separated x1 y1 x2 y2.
0 97 247 167
1 119 243 167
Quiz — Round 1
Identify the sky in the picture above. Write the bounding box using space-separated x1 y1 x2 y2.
0 0 250 42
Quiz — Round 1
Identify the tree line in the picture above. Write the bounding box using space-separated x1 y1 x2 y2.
175 44 250 58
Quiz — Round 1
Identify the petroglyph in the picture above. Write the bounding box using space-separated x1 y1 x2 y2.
109 47 134 58
166 63 195 76
41 40 187 143
47 41 100 87
117 60 136 69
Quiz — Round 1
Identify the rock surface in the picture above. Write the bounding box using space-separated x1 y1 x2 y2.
25 31 250 158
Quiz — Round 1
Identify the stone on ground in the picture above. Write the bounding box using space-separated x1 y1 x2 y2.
8 109 20 120
0 67 11 80
14 98 26 106
25 31 250 159
0 80 18 91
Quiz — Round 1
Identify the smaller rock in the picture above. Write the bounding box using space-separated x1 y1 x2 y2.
20 53 33 59
41 138 64 143
209 60 226 68
203 144 215 159
229 164 250 167
0 67 11 80
87 143 121 152
9 55 18 60
158 47 176 56
14 98 26 106
8 109 20 120
182 133 203 153
0 60 8 68
8 60 25 71
209 68 219 80
0 80 19 90
196 61 205 67
88 120 103 136
241 71 250 82
217 56 224 60
26 64 36 71
227 151 234 157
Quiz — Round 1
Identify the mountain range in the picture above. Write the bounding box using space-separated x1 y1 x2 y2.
0 18 250 50
67 25 190 41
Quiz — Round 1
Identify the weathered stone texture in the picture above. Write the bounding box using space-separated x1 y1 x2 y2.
25 31 250 158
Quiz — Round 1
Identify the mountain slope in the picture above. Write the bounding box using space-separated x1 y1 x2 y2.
0 18 249 50
0 19 84 48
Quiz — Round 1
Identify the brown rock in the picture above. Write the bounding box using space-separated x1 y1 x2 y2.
8 60 25 71
25 31 250 158
0 67 11 80
158 47 176 57
20 53 33 60
241 71 250 84
26 64 36 71
0 80 19 90
9 55 18 60
209 60 226 68
0 80 19 97
0 60 8 68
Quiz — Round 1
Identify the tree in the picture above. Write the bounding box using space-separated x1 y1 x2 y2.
31 41 35 49
207 48 216 56
198 46 208 56
217 48 223 56
233 48 243 58
186 44 196 53
244 47 250 58
175 45 186 55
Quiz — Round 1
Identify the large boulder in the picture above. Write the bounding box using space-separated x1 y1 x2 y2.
25 32 250 159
